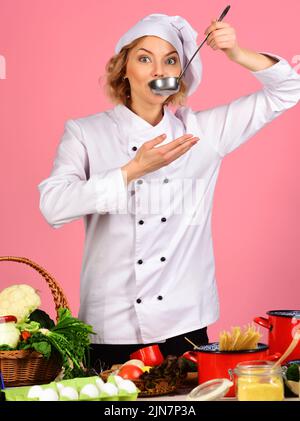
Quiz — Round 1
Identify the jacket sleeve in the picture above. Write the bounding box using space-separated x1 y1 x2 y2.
38 119 128 229
194 53 300 158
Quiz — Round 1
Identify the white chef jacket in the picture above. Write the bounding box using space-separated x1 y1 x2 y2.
38 53 300 344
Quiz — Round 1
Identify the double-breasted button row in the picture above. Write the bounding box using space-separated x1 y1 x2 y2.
137 257 166 264
138 218 167 225
135 178 169 185
136 296 163 304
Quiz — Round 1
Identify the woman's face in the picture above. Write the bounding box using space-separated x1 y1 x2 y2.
125 36 181 106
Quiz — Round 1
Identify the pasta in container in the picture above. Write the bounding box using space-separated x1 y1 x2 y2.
219 324 262 351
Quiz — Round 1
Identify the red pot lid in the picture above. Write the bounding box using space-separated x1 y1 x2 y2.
267 310 300 318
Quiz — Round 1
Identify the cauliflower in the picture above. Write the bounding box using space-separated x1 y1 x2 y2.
0 284 41 322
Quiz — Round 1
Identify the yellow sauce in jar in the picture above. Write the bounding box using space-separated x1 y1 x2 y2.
237 375 284 401
234 361 284 401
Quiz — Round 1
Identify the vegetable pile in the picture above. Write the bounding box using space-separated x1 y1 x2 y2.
0 284 94 379
139 355 189 388
114 355 190 390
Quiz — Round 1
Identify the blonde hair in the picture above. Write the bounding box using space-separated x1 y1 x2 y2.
101 36 188 108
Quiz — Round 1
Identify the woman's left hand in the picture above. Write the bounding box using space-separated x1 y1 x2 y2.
204 19 241 61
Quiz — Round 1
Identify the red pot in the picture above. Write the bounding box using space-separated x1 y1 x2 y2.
183 342 281 397
254 310 300 363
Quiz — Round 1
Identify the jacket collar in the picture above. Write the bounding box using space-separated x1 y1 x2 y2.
112 103 171 143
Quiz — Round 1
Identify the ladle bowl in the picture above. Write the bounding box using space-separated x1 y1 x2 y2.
149 76 180 95
149 5 231 96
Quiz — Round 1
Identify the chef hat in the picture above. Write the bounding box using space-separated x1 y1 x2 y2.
114 13 202 96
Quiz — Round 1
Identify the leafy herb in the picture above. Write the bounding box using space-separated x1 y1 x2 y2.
286 363 300 382
17 331 52 358
16 321 40 333
39 308 95 378
0 345 14 351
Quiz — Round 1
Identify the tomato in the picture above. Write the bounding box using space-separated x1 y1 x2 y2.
118 364 143 380
21 331 31 341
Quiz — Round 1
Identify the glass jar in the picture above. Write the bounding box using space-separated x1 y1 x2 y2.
233 360 284 401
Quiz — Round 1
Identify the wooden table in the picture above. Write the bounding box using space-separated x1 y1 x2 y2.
138 372 299 401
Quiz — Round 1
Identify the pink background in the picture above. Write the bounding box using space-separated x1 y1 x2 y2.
0 0 299 344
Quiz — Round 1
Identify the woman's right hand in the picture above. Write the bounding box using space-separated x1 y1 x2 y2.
122 133 199 184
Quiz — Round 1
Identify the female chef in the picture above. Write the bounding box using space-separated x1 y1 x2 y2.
38 14 300 369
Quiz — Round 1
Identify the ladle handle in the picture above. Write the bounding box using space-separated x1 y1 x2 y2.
273 328 300 368
178 5 231 81
218 5 231 22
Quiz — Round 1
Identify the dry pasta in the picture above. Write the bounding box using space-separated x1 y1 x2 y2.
219 323 262 351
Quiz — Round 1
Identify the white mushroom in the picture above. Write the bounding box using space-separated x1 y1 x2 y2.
80 383 99 399
39 388 59 401
60 386 79 400
27 385 43 399
99 382 118 396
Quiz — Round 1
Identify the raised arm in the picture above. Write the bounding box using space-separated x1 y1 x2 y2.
189 20 300 157
204 18 279 72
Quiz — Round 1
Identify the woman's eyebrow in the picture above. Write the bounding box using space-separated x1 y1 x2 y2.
137 48 178 56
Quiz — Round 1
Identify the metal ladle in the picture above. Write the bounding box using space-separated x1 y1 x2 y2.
148 5 231 96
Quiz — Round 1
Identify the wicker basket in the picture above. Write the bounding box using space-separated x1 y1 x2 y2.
0 256 70 387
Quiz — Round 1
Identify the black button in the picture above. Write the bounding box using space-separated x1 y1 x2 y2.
161 217 167 222
138 220 144 225
136 298 142 304
132 146 137 151
157 295 163 301
137 259 143 264
160 257 166 262
137 179 143 184
163 178 169 183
